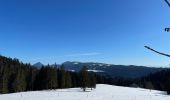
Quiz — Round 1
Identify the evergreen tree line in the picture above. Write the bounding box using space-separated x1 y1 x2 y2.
0 55 96 94
97 69 170 95
139 69 170 94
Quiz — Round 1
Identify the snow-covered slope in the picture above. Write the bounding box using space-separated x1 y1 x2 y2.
0 84 169 100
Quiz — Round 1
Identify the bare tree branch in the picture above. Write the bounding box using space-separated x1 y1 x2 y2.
144 46 170 57
145 1 170 58
164 0 170 7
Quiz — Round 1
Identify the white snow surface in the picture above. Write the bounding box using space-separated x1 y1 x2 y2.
73 62 79 65
68 70 75 72
0 84 169 100
88 70 104 72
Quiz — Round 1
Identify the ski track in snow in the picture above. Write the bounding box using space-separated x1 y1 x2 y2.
0 84 169 100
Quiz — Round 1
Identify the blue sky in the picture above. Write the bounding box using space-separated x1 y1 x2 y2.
0 0 170 66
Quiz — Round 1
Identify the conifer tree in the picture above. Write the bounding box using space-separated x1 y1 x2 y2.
60 65 66 88
0 67 9 93
65 71 72 88
13 69 27 92
27 67 37 91
89 73 96 90
165 78 170 94
144 81 154 91
80 66 89 92
47 67 58 89
34 66 46 90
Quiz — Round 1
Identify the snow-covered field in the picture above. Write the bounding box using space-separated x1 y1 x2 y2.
0 84 169 100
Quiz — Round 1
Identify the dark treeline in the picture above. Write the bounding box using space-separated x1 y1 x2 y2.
97 69 170 95
140 69 170 94
96 75 137 87
0 55 96 94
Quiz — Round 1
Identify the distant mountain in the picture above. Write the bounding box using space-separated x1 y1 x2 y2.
33 62 44 69
60 61 167 78
33 61 168 78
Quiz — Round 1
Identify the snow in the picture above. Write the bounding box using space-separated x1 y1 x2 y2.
106 64 112 67
68 70 75 72
73 62 79 65
92 64 96 66
98 64 103 66
88 70 104 73
0 84 169 100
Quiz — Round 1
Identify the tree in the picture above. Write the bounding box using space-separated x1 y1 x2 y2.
59 65 66 88
0 66 9 93
26 66 37 91
144 81 154 91
88 73 96 90
165 78 170 94
34 66 46 90
47 67 58 89
80 66 89 92
65 71 72 88
13 69 27 92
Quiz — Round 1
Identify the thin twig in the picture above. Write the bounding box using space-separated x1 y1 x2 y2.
164 0 170 7
144 46 170 57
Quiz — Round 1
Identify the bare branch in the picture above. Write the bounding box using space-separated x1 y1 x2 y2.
144 46 170 57
164 0 170 7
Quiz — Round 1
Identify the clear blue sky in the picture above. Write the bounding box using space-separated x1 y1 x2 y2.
0 0 170 66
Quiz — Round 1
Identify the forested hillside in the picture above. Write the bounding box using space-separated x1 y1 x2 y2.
0 55 96 94
140 69 170 94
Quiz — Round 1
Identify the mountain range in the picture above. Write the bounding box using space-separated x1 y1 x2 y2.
33 61 167 78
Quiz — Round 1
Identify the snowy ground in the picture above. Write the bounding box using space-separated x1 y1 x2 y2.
0 84 169 100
